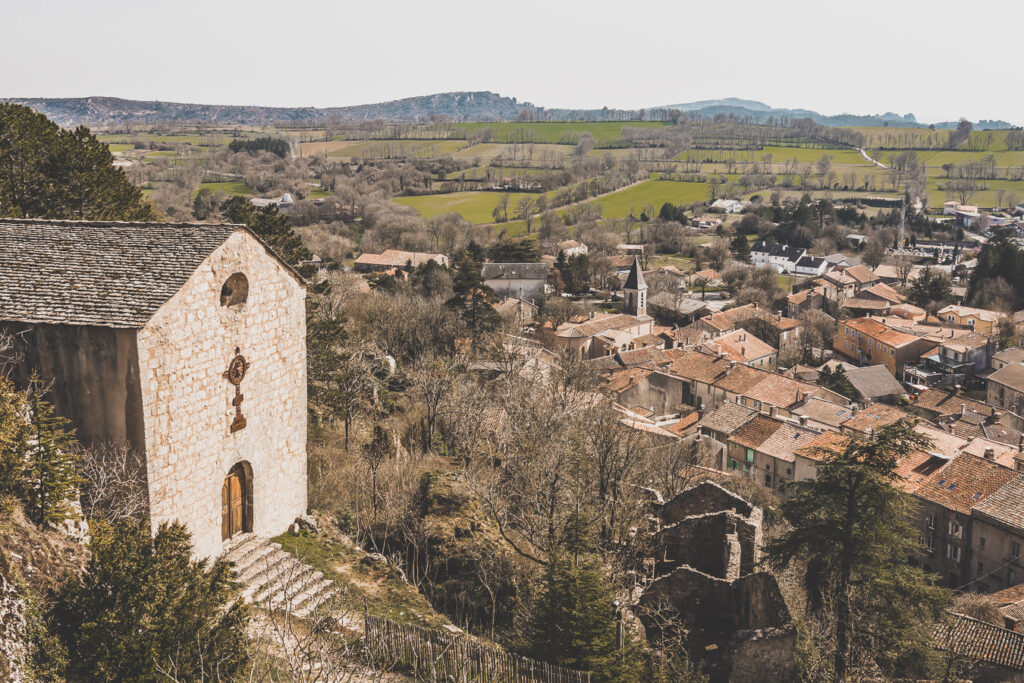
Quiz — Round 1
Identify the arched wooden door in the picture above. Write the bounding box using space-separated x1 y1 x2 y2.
221 463 249 541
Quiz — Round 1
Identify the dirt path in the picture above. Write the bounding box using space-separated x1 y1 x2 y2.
857 147 888 170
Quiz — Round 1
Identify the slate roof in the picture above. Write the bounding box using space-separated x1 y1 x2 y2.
623 256 646 290
915 454 1017 515
481 262 548 280
843 364 905 400
0 219 261 328
794 255 826 270
994 347 1024 366
697 402 758 437
989 362 1024 392
751 241 804 262
972 474 1024 534
934 613 1024 671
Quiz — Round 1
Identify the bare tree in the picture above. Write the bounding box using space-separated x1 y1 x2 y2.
78 441 149 522
410 354 460 452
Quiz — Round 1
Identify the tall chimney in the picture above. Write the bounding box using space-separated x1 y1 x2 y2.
799 415 808 426
984 447 995 461
961 404 967 418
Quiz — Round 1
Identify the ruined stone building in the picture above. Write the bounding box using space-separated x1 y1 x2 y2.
0 219 307 558
639 481 795 682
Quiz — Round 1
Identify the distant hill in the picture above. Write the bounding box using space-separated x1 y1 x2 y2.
3 92 1017 130
653 99 1015 130
1 92 543 127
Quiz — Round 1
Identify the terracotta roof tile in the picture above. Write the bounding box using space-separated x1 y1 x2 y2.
915 454 1017 515
730 415 784 451
934 613 1024 671
913 389 991 417
841 403 912 434
697 402 758 436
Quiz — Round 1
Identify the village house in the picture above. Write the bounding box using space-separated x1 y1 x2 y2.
839 364 907 403
793 255 828 276
696 402 759 470
694 328 777 370
909 454 1018 588
834 316 933 380
938 304 1002 337
988 362 1024 415
0 219 308 559
994 348 1024 371
481 262 548 302
970 475 1024 594
750 241 806 273
905 333 994 389
725 414 821 490
548 312 655 360
555 239 588 257
353 248 448 273
710 198 746 213
786 286 827 318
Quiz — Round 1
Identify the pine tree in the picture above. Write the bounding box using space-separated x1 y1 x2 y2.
730 232 751 262
52 518 249 681
222 196 311 271
0 376 31 500
528 551 642 683
765 419 950 679
446 251 500 350
0 103 154 220
23 386 79 526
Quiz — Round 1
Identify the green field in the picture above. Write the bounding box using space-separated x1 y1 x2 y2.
195 181 251 197
446 121 670 146
876 149 1024 168
395 191 534 224
573 180 711 219
327 139 466 159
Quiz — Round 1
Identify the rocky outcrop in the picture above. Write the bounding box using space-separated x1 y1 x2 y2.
0 553 28 683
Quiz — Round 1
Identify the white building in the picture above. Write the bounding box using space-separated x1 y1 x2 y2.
794 255 828 276
751 241 807 273
711 199 746 214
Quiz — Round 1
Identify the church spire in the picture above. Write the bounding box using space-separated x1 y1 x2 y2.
623 256 647 317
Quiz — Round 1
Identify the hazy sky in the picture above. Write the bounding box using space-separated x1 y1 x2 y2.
3 0 1021 125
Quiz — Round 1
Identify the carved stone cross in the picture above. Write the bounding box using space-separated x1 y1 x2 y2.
223 347 250 433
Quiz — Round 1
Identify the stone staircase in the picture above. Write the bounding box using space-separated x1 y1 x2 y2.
222 534 337 618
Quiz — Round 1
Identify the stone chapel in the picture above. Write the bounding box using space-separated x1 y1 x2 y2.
0 219 307 558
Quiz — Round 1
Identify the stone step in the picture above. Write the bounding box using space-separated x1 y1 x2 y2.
294 583 338 619
241 555 302 602
235 545 288 582
252 560 316 604
268 573 328 611
222 534 262 564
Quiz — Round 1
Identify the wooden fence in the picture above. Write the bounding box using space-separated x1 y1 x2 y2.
363 613 591 683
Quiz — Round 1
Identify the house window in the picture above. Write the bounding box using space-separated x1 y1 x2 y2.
926 533 935 552
1013 541 1021 560
220 272 249 307
980 536 986 549
949 520 962 538
745 448 754 464
947 544 961 563
729 459 738 471
1010 568 1017 585
978 562 985 576
926 514 935 530
765 474 771 486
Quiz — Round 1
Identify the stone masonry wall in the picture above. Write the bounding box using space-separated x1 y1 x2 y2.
136 231 307 558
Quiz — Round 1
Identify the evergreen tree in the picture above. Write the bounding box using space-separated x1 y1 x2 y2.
730 232 751 263
23 386 79 526
489 238 541 263
528 550 642 683
0 103 154 220
908 267 953 309
52 518 249 681
446 251 500 350
817 365 858 400
0 376 31 500
765 420 950 679
222 196 312 271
